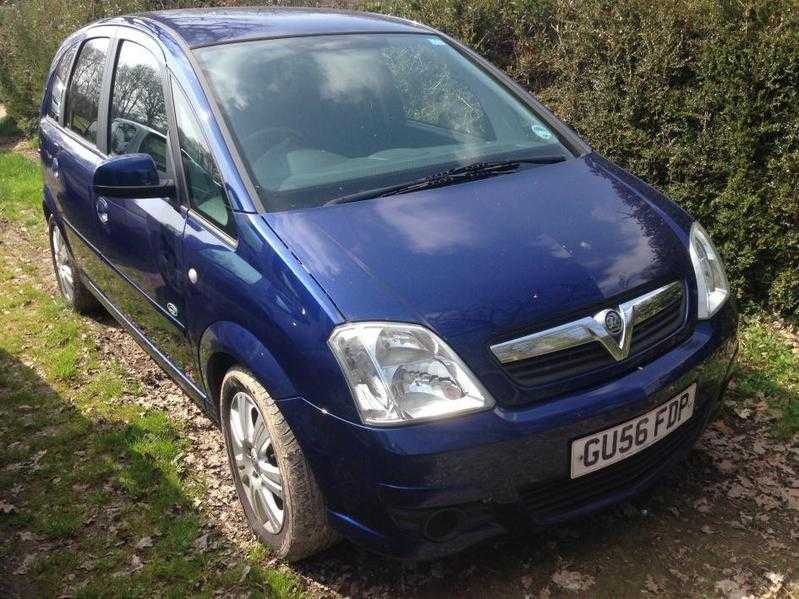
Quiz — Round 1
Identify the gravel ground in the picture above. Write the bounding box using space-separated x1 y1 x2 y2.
2 172 798 598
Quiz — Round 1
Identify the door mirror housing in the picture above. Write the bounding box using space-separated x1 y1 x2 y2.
94 153 175 199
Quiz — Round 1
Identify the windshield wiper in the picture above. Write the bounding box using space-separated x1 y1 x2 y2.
325 156 567 206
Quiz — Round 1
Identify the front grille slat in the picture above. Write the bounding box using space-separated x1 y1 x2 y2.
501 282 688 391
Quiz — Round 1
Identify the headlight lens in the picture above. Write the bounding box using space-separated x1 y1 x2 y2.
689 222 729 319
328 322 494 426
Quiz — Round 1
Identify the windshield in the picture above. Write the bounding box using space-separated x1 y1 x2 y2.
196 33 574 211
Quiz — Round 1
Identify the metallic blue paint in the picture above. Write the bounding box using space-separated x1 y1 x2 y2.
143 7 430 49
93 153 160 188
39 8 738 560
199 320 298 407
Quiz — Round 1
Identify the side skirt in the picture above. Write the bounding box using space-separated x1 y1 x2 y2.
82 274 209 412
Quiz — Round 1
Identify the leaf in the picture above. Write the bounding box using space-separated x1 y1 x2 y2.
693 497 712 513
521 575 534 590
727 483 752 499
193 533 209 551
754 494 779 511
238 564 251 583
538 587 551 599
13 554 36 575
129 554 144 572
643 575 661 593
135 536 153 549
0 501 16 514
784 488 799 511
712 420 735 435
551 568 595 592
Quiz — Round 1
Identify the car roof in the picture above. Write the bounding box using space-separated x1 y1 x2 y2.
136 7 430 49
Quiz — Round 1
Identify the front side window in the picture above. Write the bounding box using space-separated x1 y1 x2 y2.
109 41 169 175
172 82 234 237
65 38 109 145
48 44 77 121
197 34 573 211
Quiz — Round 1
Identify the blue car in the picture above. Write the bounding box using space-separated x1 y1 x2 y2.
40 8 738 561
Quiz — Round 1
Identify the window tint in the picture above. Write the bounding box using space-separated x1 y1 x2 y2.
109 41 169 175
47 45 77 121
172 83 234 237
65 38 109 145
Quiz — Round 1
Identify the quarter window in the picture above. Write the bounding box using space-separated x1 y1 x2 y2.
109 41 169 175
47 45 77 121
172 82 234 237
65 38 109 145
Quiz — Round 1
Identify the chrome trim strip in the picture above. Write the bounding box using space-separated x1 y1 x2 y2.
490 281 683 364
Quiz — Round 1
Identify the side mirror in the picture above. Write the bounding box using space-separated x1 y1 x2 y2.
93 153 175 199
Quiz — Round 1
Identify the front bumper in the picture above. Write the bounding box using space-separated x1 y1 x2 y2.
278 301 738 559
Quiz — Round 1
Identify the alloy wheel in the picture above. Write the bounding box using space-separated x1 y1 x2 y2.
229 391 285 533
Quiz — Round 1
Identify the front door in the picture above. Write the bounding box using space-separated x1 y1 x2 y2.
91 34 200 389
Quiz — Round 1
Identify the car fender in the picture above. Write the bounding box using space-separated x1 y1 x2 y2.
199 320 297 413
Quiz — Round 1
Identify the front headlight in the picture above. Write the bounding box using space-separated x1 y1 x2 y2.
328 322 494 426
689 222 729 319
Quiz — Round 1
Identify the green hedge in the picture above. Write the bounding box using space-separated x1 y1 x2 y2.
1 0 797 313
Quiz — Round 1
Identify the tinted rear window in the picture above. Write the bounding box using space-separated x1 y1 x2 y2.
65 38 109 145
47 45 77 121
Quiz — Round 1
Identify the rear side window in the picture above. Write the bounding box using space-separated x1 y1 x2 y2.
65 38 110 145
47 45 77 121
172 83 235 238
108 41 169 175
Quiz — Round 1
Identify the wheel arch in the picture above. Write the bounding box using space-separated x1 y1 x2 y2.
42 186 57 222
199 320 297 421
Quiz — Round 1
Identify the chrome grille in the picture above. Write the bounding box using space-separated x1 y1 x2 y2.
493 282 687 392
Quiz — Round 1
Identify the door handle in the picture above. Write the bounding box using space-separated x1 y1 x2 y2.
95 197 109 224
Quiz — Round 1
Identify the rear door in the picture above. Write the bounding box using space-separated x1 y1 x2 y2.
91 31 201 389
50 34 114 278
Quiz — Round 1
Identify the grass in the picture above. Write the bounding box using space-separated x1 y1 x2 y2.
0 149 303 597
730 315 799 437
0 149 41 226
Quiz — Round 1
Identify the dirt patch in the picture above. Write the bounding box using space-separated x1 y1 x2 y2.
1 194 797 598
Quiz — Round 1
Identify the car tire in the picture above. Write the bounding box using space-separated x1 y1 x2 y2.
220 367 338 561
48 216 99 314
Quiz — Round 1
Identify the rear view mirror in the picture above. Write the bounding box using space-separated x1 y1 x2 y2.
93 153 175 199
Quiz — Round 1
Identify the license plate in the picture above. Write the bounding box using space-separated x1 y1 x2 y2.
570 383 696 479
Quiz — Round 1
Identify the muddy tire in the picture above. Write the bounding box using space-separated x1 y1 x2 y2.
48 216 99 314
220 367 338 561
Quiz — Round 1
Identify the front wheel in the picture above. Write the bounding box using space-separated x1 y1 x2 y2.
220 367 338 561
